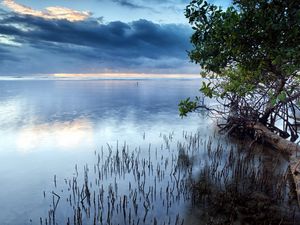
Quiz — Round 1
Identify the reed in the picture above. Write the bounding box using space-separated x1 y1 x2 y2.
38 130 299 225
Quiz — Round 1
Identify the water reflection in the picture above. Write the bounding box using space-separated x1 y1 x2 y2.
0 79 204 154
0 79 207 225
0 98 23 129
1 79 297 225
16 119 94 152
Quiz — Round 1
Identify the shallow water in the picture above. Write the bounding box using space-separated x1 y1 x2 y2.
0 78 215 225
0 79 298 225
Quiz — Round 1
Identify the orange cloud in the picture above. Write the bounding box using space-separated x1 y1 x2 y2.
2 0 91 21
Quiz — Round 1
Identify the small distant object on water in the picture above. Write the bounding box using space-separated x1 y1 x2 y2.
136 82 139 86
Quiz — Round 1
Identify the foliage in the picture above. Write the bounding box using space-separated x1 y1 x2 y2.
181 0 300 140
179 97 198 117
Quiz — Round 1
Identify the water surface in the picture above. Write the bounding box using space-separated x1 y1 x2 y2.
0 79 298 225
0 79 214 225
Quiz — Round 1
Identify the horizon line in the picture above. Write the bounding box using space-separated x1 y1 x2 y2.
53 73 201 79
0 73 202 80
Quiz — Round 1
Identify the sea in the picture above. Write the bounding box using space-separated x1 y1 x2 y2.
0 78 297 225
0 78 215 225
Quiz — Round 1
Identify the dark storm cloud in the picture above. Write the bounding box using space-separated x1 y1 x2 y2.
0 13 191 57
0 10 198 75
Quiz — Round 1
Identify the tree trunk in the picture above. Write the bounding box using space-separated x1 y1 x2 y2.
248 122 299 155
246 122 300 207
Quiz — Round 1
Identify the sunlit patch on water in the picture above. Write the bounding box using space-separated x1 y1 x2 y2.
16 119 94 153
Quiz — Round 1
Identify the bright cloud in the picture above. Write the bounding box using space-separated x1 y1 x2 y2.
2 0 91 21
0 34 21 46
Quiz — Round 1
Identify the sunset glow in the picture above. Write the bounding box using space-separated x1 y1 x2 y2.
17 119 94 153
2 0 91 21
53 73 200 79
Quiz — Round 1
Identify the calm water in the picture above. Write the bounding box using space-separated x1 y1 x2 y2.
0 79 298 225
0 79 216 225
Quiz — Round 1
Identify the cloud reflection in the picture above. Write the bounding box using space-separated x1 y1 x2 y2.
17 119 94 153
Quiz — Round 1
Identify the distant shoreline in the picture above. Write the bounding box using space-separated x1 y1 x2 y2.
0 76 202 81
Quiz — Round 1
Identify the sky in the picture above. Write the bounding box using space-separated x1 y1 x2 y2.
0 0 230 77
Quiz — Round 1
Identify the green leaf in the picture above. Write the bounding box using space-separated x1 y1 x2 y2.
270 97 277 106
278 91 286 102
181 0 300 124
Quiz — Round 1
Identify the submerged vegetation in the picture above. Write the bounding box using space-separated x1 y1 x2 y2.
192 139 299 224
38 131 299 225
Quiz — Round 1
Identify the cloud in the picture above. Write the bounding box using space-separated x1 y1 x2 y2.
108 0 229 15
2 0 91 21
0 45 17 62
0 11 198 75
112 0 148 9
